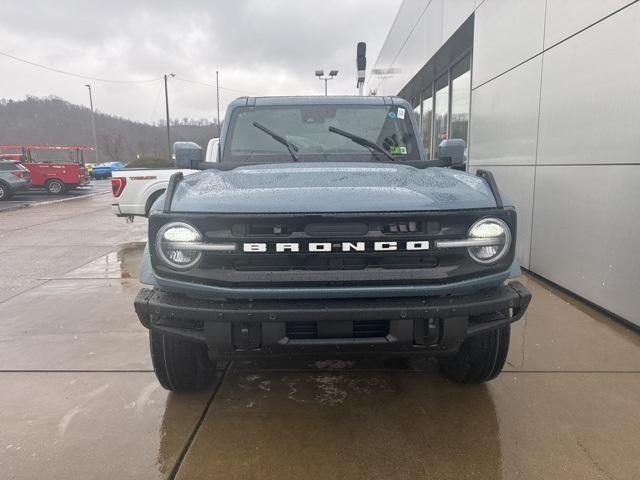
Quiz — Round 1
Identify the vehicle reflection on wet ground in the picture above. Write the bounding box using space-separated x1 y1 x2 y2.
0 179 112 212
0 194 639 479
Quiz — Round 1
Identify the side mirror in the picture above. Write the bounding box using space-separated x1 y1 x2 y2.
174 142 203 169
437 139 466 170
205 138 220 163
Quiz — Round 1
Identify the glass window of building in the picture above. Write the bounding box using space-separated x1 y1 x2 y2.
421 89 433 159
413 100 422 138
433 74 449 158
450 54 471 152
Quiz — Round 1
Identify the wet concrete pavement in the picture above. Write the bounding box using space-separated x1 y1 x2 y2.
0 187 145 302
1 193 639 479
0 179 113 213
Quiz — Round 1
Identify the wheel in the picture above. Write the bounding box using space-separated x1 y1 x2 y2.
46 179 65 194
0 182 13 200
149 330 218 391
439 325 510 384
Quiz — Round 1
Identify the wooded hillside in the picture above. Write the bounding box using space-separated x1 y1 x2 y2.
0 96 220 163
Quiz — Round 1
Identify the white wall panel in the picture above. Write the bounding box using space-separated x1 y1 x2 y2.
472 0 546 86
544 0 634 47
469 57 542 167
371 0 444 96
368 0 431 96
471 165 535 268
383 0 443 96
537 3 640 166
373 0 428 70
423 0 445 63
442 0 475 41
530 166 640 326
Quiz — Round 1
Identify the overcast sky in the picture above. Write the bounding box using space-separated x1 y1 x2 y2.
0 0 402 123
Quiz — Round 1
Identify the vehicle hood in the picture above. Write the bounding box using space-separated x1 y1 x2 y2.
168 162 501 213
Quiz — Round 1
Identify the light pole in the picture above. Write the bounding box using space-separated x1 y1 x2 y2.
164 73 176 159
356 42 366 96
84 84 99 164
315 69 339 96
216 70 221 137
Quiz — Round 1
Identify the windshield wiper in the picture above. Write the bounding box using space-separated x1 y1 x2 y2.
252 121 299 162
328 126 396 162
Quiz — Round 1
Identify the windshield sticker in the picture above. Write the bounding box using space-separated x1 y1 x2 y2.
397 107 405 119
389 146 408 155
387 111 397 119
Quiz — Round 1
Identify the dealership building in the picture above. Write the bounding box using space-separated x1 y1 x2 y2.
368 0 640 327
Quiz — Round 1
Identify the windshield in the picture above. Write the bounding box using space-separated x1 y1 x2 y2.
222 104 421 163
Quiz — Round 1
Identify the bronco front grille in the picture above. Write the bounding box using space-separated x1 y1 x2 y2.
150 210 517 288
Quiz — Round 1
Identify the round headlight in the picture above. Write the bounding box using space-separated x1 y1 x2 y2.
467 218 511 264
155 222 203 270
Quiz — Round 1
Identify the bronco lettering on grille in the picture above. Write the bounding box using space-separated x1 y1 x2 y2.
242 241 430 253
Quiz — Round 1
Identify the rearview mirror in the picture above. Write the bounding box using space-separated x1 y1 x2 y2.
437 139 466 170
174 142 203 169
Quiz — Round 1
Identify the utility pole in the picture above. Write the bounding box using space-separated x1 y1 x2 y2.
164 73 175 159
315 70 339 96
84 84 100 163
216 70 221 137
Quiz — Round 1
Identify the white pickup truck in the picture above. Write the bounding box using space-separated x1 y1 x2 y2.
111 138 218 219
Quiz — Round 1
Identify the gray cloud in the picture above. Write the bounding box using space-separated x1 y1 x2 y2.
0 0 401 122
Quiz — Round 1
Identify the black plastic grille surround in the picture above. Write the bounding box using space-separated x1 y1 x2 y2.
150 208 517 288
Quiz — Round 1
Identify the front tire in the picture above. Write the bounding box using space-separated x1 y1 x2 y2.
46 179 65 194
439 325 510 384
0 182 12 200
149 330 218 391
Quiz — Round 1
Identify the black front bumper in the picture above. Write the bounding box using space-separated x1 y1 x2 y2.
134 281 531 359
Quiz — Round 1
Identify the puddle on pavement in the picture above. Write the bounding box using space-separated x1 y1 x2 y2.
174 369 640 480
177 369 504 479
54 241 145 279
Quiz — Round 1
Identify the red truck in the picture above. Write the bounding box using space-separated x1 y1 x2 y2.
0 145 92 194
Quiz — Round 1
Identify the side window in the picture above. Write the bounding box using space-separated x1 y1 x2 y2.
421 90 433 160
433 74 449 159
413 100 422 138
450 54 471 155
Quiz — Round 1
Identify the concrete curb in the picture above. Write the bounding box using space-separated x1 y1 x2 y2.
0 191 109 214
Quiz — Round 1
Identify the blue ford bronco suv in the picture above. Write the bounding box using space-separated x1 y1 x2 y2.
134 96 531 391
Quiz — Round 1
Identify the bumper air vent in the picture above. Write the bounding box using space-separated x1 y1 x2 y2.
285 320 389 339
286 321 318 339
353 320 390 338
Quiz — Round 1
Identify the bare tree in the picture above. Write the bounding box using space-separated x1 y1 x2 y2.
99 132 126 162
